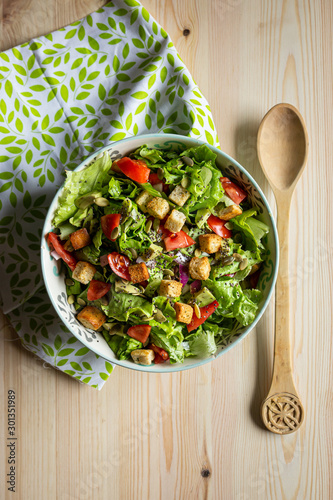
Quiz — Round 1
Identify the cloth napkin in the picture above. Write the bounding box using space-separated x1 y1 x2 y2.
0 0 218 388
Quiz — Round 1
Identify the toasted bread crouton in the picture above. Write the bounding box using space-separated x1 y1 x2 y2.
174 302 193 324
77 306 106 331
189 257 211 280
70 228 91 250
159 279 183 298
72 261 96 284
136 190 153 213
218 204 242 221
164 209 186 233
129 262 150 283
169 185 190 207
146 197 170 219
199 234 222 254
248 263 261 275
131 349 155 365
111 160 122 173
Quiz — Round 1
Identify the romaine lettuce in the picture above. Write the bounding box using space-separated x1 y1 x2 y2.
104 286 154 322
53 152 111 226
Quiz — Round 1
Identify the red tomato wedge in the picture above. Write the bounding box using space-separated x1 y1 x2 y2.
187 300 219 333
87 280 111 301
108 252 131 280
220 176 247 205
127 325 151 343
164 230 195 251
148 343 169 361
149 173 161 185
207 215 232 239
48 232 77 271
149 172 169 194
116 157 150 183
101 214 121 241
153 352 167 364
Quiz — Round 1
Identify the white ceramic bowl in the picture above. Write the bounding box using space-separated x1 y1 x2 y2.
41 134 279 372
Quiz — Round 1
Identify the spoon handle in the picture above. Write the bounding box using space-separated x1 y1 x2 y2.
270 194 294 392
261 192 304 434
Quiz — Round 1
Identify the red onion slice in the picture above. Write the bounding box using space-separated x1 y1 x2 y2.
51 250 61 261
179 264 189 285
100 254 109 267
190 280 201 294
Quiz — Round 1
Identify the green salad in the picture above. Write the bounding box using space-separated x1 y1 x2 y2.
47 143 269 365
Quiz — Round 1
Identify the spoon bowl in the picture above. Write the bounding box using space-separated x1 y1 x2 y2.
257 103 308 434
258 103 309 192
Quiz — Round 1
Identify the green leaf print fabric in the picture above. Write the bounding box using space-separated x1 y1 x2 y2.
0 0 219 389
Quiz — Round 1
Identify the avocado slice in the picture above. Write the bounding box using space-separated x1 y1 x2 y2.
194 287 216 307
143 243 163 261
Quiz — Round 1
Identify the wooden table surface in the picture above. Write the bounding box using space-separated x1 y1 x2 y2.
1 1 332 499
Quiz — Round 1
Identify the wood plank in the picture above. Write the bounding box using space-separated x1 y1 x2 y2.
1 0 332 498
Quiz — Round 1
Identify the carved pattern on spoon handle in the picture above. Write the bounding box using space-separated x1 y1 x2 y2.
261 393 304 434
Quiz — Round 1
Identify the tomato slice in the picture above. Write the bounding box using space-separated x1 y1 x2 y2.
149 173 160 185
153 352 167 364
220 177 247 205
101 214 121 241
207 215 232 239
149 172 169 194
108 252 131 280
148 343 169 361
127 324 151 343
87 280 111 301
164 230 195 251
187 300 219 333
48 232 77 271
116 157 150 183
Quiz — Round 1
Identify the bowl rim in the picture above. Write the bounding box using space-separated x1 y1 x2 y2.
41 133 279 373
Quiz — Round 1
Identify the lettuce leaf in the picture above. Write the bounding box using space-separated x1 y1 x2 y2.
181 144 217 163
103 332 142 360
211 247 262 280
231 209 269 250
203 278 262 326
108 177 139 199
148 296 184 363
52 152 111 226
132 145 166 164
104 286 154 322
150 329 184 363
186 326 217 358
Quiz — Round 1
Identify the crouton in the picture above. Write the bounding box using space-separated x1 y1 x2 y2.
146 197 170 219
136 190 153 213
189 257 211 280
218 204 242 221
70 228 91 250
158 279 183 298
164 209 186 233
199 234 222 254
129 262 150 283
131 349 155 365
168 185 191 207
77 306 106 331
63 239 74 252
72 261 96 284
111 160 122 173
174 302 193 324
248 263 261 275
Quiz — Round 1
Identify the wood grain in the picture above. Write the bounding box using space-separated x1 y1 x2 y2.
1 0 332 498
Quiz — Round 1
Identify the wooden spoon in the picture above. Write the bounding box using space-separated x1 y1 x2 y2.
257 103 308 434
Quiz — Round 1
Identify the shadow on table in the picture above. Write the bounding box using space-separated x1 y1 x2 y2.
234 120 275 430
